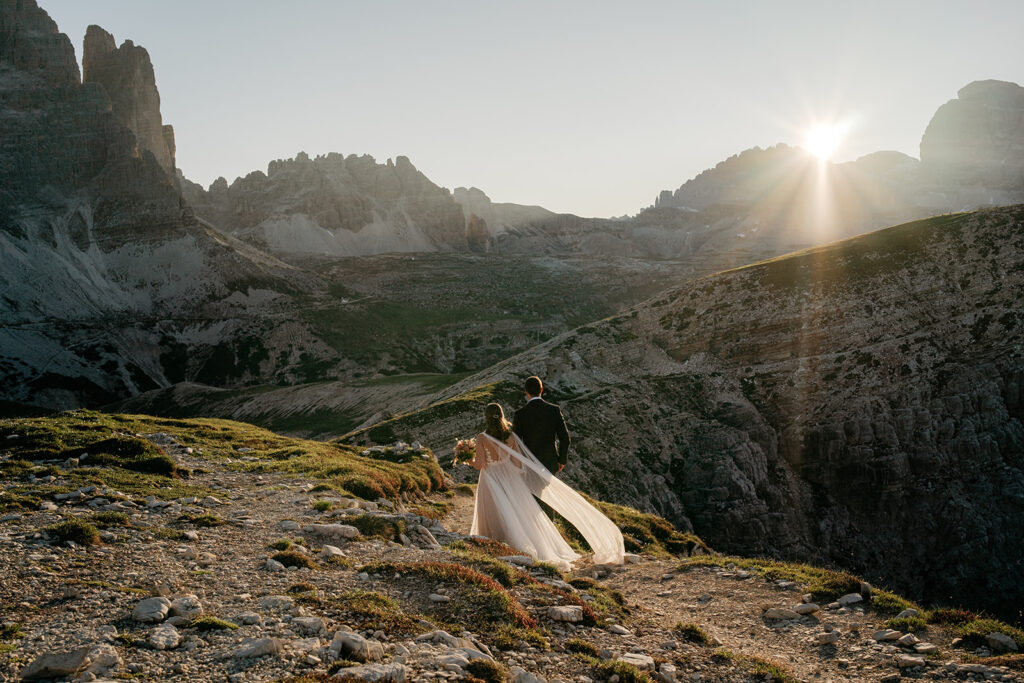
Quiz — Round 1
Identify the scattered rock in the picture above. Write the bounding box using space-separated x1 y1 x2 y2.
895 608 920 619
763 608 800 620
914 642 939 654
608 624 631 635
320 544 347 560
233 637 283 658
336 663 408 682
292 616 325 636
873 629 902 642
547 606 584 622
132 597 171 623
169 595 203 620
260 595 295 611
331 630 385 662
618 653 655 670
987 631 1019 653
266 558 286 572
836 593 863 606
896 654 925 669
500 555 535 566
428 593 451 603
302 523 360 544
815 630 841 645
278 520 300 531
897 633 920 648
149 624 180 650
794 603 820 615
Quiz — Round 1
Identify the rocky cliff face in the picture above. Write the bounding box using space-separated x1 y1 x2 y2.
920 79 1024 198
82 24 176 177
0 0 317 408
350 207 1024 620
183 153 467 257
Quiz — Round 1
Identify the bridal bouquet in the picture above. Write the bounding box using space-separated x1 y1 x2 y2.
453 438 476 465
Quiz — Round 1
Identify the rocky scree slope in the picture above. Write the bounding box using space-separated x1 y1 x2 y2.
344 206 1024 621
1 410 1022 682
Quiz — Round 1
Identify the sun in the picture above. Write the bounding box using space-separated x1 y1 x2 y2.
804 123 845 161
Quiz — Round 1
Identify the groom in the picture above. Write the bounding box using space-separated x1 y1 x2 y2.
512 376 570 474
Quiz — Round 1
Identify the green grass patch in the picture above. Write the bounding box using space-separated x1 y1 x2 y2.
0 623 24 640
287 582 317 595
272 551 319 570
360 561 536 632
490 624 549 651
43 519 100 546
674 621 712 645
871 589 921 615
679 555 861 602
886 616 927 633
564 638 599 658
188 514 225 528
312 500 332 512
565 577 628 624
446 537 523 558
576 656 651 683
410 500 450 520
190 616 238 631
89 511 130 529
444 542 535 588
464 659 506 683
270 539 293 551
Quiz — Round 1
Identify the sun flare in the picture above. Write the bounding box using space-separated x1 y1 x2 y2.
804 123 845 161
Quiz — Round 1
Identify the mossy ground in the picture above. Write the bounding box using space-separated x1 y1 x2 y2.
0 410 445 504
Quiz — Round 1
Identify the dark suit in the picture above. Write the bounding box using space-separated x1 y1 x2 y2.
512 397 570 474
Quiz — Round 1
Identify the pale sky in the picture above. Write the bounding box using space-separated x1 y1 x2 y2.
45 1 1024 217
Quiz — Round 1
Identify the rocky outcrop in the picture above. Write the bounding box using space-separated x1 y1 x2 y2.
920 79 1024 194
185 153 467 257
452 186 555 236
82 24 176 176
0 1 317 408
353 207 1024 621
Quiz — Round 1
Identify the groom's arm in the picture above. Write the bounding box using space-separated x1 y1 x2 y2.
554 407 570 467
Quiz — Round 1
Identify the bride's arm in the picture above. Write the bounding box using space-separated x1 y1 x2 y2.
467 436 492 470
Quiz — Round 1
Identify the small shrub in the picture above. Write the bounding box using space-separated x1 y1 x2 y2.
455 483 475 497
886 616 927 633
928 608 976 626
190 514 225 528
464 659 506 683
587 657 651 683
313 500 332 512
89 511 129 529
287 582 318 594
272 551 319 570
190 616 238 631
44 519 100 546
0 623 24 640
269 539 293 551
346 514 404 540
565 638 599 657
674 621 711 645
490 625 548 651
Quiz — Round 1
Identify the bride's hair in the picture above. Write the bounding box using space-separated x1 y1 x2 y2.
484 403 512 441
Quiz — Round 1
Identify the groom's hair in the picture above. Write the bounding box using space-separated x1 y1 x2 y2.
524 376 543 396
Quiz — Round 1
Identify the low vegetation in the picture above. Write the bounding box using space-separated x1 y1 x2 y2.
674 621 712 645
271 551 319 570
190 617 239 631
43 519 100 546
679 555 861 602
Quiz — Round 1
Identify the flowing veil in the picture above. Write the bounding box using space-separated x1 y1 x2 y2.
476 432 625 565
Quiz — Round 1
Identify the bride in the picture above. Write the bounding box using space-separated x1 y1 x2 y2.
467 403 624 569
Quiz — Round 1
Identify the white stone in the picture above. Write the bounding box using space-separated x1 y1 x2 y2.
763 608 800 620
895 608 920 619
815 630 841 645
837 593 863 606
292 617 325 636
260 595 295 610
608 624 631 635
331 630 385 662
234 612 262 625
149 624 180 650
169 595 203 620
499 555 535 566
334 663 407 682
320 544 347 560
266 558 286 572
897 655 925 669
429 593 451 603
233 637 283 658
873 629 902 642
794 603 820 615
302 523 360 543
914 642 939 654
132 597 171 623
278 520 300 531
618 653 655 670
547 606 584 623
897 633 920 647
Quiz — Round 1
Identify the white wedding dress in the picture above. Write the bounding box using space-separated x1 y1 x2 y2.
470 432 624 569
